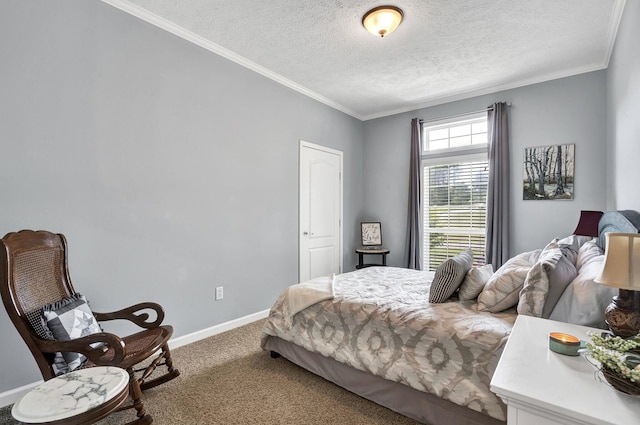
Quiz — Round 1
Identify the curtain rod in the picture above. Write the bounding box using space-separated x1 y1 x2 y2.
419 102 511 124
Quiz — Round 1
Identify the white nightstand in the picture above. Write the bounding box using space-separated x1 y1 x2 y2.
491 315 640 425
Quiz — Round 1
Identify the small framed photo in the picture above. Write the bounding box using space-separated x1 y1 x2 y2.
361 222 382 246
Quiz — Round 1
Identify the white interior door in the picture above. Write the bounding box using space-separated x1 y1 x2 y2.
299 141 343 282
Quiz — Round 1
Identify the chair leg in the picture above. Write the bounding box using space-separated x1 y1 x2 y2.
140 343 180 391
127 368 154 425
164 342 178 375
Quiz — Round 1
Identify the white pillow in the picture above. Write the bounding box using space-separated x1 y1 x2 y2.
548 253 616 329
557 234 592 254
458 264 494 301
541 253 578 318
478 250 541 313
575 240 603 272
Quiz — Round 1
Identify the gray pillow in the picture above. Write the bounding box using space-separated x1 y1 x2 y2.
458 264 494 301
518 242 563 317
429 250 474 303
541 251 578 318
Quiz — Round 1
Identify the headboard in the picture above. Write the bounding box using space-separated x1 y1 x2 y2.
598 210 640 249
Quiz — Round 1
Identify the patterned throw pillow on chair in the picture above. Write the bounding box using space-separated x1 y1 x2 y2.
41 293 102 375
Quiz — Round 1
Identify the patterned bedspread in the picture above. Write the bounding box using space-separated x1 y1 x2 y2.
260 266 517 421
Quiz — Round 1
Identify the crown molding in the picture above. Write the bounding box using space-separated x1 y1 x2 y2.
100 0 364 121
101 0 626 123
602 0 627 66
360 63 610 121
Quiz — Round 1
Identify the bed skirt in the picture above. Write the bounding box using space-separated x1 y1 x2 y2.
263 335 505 425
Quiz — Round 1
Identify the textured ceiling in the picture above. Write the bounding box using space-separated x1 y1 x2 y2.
104 0 626 120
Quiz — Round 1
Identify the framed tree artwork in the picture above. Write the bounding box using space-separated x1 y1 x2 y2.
523 144 575 200
361 222 382 246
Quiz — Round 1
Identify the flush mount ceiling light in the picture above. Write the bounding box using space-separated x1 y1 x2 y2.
362 5 404 38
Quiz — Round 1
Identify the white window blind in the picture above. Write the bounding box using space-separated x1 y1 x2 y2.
422 114 488 271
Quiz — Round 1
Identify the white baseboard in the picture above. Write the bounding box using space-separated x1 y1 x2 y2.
0 309 270 408
168 309 270 350
0 380 44 409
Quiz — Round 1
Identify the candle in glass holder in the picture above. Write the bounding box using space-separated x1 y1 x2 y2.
549 332 581 356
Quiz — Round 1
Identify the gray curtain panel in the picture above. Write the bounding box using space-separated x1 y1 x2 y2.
404 118 423 270
485 102 510 269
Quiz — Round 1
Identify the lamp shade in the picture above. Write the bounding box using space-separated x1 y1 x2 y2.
595 232 640 290
573 210 603 236
362 6 403 37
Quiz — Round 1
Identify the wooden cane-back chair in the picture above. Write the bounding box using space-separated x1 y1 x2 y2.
0 230 180 425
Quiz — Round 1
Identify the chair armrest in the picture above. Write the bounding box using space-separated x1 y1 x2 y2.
93 302 165 329
34 332 126 365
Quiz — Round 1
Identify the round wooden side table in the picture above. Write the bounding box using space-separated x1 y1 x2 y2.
355 247 390 269
12 366 129 425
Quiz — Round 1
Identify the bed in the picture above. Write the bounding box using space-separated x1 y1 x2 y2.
260 210 640 425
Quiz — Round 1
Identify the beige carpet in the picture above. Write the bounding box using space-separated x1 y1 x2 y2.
1 320 420 424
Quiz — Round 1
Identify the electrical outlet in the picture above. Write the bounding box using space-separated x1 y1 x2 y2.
215 286 223 301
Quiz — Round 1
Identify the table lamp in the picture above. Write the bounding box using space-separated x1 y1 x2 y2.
595 232 640 337
573 210 603 237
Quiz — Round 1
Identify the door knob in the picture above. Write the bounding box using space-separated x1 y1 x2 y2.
303 231 309 236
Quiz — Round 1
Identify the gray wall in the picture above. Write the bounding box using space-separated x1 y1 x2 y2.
363 71 608 265
607 0 640 210
0 1 364 392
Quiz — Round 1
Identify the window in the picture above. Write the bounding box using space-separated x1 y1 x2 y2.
422 114 488 271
